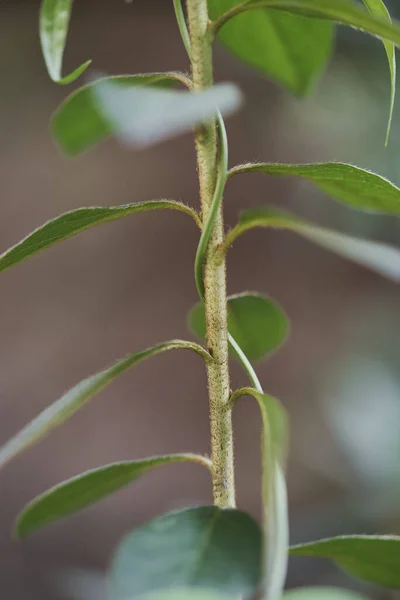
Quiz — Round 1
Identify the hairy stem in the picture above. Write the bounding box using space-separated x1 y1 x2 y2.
186 0 235 508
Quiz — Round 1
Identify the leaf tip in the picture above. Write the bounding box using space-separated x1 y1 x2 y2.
58 59 93 86
13 515 27 540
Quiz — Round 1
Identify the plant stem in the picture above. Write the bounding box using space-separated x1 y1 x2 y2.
186 0 235 508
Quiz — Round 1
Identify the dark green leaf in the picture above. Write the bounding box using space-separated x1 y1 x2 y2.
229 162 400 214
39 0 90 84
91 78 242 149
231 388 289 598
0 200 199 273
0 341 210 470
290 535 400 588
361 0 396 145
189 292 289 362
212 0 400 48
283 587 370 600
209 0 334 95
228 207 400 281
51 73 190 155
110 506 262 599
15 454 212 538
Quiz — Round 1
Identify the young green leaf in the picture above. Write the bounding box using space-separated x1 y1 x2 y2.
289 535 400 588
91 78 242 148
189 292 289 362
51 73 192 155
229 162 400 215
15 454 212 538
361 0 396 145
0 341 211 470
211 0 400 48
230 388 289 599
40 0 91 84
0 200 199 274
191 112 265 394
208 0 334 95
283 587 370 600
173 0 192 57
218 207 400 282
109 506 262 600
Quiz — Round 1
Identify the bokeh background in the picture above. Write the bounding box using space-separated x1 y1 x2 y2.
1 1 400 598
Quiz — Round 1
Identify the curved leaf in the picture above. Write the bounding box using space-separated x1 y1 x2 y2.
0 200 199 274
209 0 334 95
40 0 90 84
289 535 400 588
283 587 370 600
91 78 242 149
212 0 400 48
361 0 396 145
230 387 289 599
109 506 262 599
229 162 400 215
51 73 191 155
15 454 212 538
189 292 289 362
221 207 400 282
0 341 211 470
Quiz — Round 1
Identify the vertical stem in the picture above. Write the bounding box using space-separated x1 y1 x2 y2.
186 0 235 508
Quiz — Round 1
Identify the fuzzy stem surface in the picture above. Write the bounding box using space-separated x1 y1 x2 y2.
186 0 235 507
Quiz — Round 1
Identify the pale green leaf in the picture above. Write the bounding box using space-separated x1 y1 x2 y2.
189 292 289 362
0 200 199 274
283 587 370 600
40 0 90 84
231 387 289 599
15 454 212 538
136 591 231 600
110 506 262 599
290 535 400 587
229 162 400 215
209 0 334 95
92 78 242 148
0 341 210 470
225 206 400 281
361 0 396 145
51 73 191 155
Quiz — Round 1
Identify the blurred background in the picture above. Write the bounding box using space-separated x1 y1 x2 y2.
1 1 400 598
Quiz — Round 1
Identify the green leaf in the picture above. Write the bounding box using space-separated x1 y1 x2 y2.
0 200 200 274
289 535 400 588
229 162 400 215
109 506 262 600
225 207 400 281
256 393 289 600
15 454 212 538
39 0 91 84
230 388 289 599
211 0 400 48
189 292 289 362
136 591 231 600
91 78 242 149
208 0 334 95
283 587 370 600
51 73 191 155
0 341 211 470
361 0 396 145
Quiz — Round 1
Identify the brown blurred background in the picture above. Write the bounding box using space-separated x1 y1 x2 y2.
1 1 400 598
